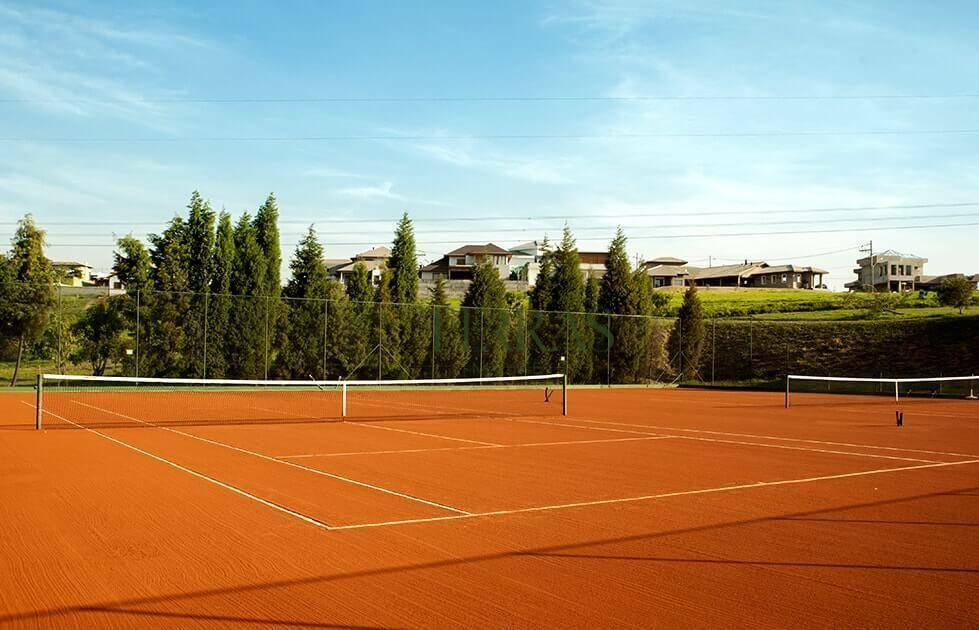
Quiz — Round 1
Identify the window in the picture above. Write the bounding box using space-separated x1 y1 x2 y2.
891 265 897 275
761 276 767 285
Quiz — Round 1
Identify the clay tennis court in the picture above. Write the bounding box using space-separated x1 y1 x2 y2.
2 385 978 628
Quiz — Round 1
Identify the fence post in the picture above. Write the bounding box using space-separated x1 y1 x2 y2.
606 313 611 387
264 295 270 380
478 309 484 379
56 285 63 373
323 299 330 381
135 289 140 378
677 317 683 379
202 292 209 380
711 317 716 384
431 305 436 379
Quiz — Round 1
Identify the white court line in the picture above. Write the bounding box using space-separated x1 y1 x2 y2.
71 400 470 516
555 416 979 459
349 421 501 446
279 435 671 459
21 402 334 531
511 417 940 464
331 457 979 531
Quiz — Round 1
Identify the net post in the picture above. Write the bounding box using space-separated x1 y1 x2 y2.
562 372 568 416
785 375 790 408
35 373 43 430
894 380 899 403
341 382 347 419
969 374 976 400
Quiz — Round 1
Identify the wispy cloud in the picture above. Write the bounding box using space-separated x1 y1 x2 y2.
334 181 450 208
0 2 213 125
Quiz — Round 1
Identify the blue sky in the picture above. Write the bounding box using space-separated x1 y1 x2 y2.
1 0 978 288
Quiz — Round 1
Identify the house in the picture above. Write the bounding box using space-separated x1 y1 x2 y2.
508 240 545 284
845 250 927 292
915 273 979 292
331 246 391 286
91 271 126 293
51 261 92 287
646 259 828 289
645 257 691 288
420 244 511 281
744 264 828 289
579 251 609 280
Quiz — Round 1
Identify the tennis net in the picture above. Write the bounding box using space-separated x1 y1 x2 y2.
34 373 567 430
785 374 978 408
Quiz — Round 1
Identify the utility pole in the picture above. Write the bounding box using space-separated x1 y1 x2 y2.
858 240 874 291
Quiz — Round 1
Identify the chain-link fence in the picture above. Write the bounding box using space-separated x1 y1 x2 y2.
3 284 978 387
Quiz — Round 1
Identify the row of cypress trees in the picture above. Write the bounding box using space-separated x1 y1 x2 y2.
2 193 704 383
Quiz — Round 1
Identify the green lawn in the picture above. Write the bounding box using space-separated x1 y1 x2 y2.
750 305 979 321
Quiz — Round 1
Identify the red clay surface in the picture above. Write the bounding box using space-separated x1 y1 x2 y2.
1 387 978 628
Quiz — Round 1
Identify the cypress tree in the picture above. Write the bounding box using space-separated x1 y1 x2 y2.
387 212 428 376
676 283 706 381
374 267 402 378
344 261 374 375
208 210 235 378
429 277 468 378
550 226 592 382
145 216 191 376
184 191 215 376
227 214 267 378
112 235 153 376
598 227 639 382
598 227 633 315
461 259 508 376
388 212 418 304
345 262 372 304
585 275 600 313
528 238 557 375
253 193 281 296
276 226 331 378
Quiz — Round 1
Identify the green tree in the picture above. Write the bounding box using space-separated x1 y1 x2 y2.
584 275 600 313
676 283 706 380
276 227 332 378
550 226 592 382
253 193 281 296
374 268 403 378
598 228 633 315
144 217 191 376
528 238 558 375
207 211 235 378
430 278 468 378
461 260 508 376
0 215 55 385
936 276 976 314
344 261 374 376
227 214 267 378
388 212 418 304
386 212 429 376
112 235 153 376
70 298 126 376
345 262 373 304
184 192 215 376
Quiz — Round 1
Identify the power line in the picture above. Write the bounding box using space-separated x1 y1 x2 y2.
5 201 978 227
17 211 979 239
3 94 979 105
36 220 979 248
4 129 979 143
